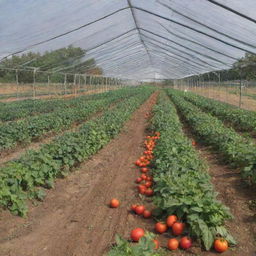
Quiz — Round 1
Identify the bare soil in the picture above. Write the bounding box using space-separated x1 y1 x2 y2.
0 93 157 256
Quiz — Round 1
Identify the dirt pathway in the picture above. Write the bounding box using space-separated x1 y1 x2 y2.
0 93 157 256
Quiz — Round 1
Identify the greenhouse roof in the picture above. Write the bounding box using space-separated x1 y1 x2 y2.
1 0 256 80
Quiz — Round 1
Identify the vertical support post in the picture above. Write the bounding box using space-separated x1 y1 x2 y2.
47 74 50 96
15 69 19 99
239 70 242 108
78 74 81 95
89 75 92 92
33 68 36 99
64 73 67 95
73 74 77 96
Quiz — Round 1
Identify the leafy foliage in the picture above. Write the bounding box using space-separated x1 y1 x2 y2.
107 233 164 256
167 89 256 185
0 87 154 216
0 91 115 122
0 88 139 151
182 91 256 134
149 92 235 250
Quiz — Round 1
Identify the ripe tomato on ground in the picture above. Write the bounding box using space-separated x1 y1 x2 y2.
143 210 151 218
135 205 145 215
172 222 184 236
141 167 148 173
109 199 120 208
155 222 168 234
166 215 177 227
180 236 192 250
214 239 228 253
167 238 179 250
130 228 145 242
131 204 137 212
145 188 154 196
135 177 142 183
153 239 159 249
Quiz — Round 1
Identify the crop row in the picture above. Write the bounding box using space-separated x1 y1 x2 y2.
0 90 118 122
0 88 138 152
149 92 235 250
181 91 256 134
167 89 256 185
0 88 154 216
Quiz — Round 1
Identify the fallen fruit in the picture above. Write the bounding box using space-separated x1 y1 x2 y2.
180 236 192 250
143 210 151 218
167 238 179 250
166 215 177 227
153 239 160 249
131 204 137 212
145 188 154 196
214 238 228 253
135 205 145 215
136 177 142 183
141 167 148 173
110 199 120 208
155 222 168 234
172 222 184 236
131 228 145 242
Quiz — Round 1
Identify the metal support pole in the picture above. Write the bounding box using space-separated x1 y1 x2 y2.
33 68 36 99
74 74 77 96
15 69 19 99
239 71 242 108
47 74 50 96
64 74 67 95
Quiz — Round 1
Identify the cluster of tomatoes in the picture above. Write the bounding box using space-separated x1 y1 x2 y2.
134 133 160 197
129 132 193 251
109 129 229 253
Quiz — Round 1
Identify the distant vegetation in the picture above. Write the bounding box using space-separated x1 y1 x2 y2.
0 46 102 83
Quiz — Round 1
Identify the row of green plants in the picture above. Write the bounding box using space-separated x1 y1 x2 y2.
167 89 256 185
148 92 235 251
181 90 256 134
0 89 118 122
0 88 154 216
0 88 138 152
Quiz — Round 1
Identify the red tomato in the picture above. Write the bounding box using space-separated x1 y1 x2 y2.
146 176 153 181
166 215 177 227
180 237 192 250
214 239 228 253
131 204 137 212
143 210 151 218
153 239 159 249
141 174 147 180
138 185 147 194
135 205 145 215
109 199 120 208
130 228 145 242
145 181 153 188
135 160 141 166
145 188 154 196
167 238 179 250
141 167 148 173
135 177 142 183
155 222 168 234
172 222 184 236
